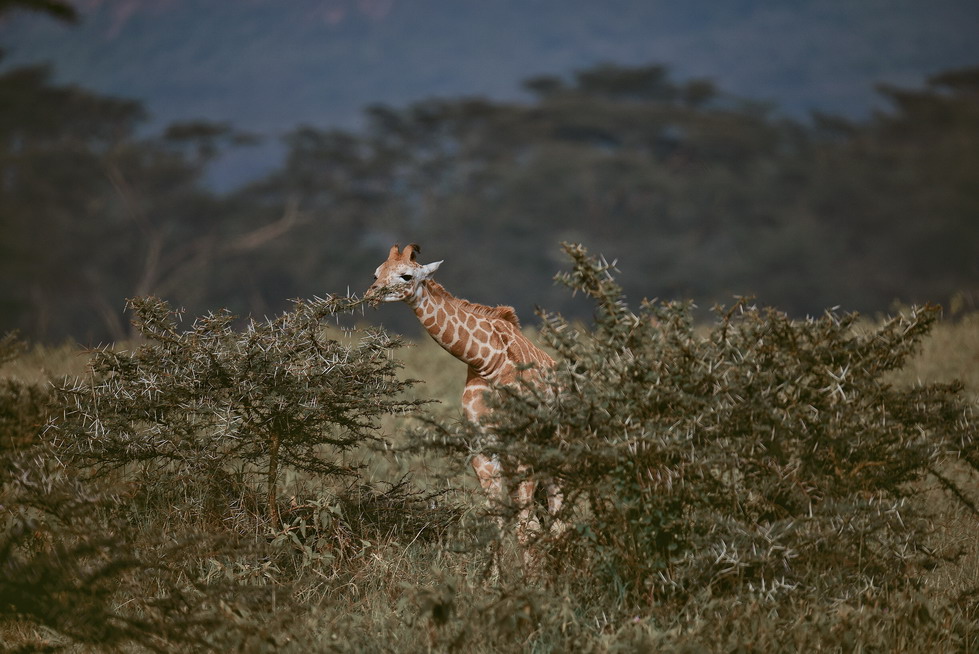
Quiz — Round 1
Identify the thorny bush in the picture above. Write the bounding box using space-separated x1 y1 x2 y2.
50 296 425 530
420 243 976 620
1 446 296 653
1 334 295 653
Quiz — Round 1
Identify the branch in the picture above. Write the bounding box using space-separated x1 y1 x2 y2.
226 197 305 253
929 465 979 518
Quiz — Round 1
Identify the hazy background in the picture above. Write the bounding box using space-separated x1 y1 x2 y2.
2 0 977 343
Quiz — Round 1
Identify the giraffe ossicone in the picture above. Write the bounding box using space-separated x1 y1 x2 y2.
365 243 563 549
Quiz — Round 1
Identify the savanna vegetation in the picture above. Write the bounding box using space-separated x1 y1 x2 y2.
2 244 978 652
3 4 978 651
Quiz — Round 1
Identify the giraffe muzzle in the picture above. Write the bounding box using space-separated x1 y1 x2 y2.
365 282 406 305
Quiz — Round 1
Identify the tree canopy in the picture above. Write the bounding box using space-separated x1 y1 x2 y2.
2 60 977 342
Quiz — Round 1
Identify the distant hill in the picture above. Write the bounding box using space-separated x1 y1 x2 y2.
2 0 978 188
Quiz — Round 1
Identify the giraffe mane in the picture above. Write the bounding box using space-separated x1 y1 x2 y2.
426 281 521 327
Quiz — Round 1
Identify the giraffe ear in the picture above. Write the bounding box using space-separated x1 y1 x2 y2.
418 260 442 279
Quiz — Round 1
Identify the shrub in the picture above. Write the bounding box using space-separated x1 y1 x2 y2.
1 446 299 653
49 295 423 531
420 243 976 623
1 334 297 653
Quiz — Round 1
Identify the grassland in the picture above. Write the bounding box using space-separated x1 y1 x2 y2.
2 306 978 653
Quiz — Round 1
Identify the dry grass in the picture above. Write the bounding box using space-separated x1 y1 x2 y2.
891 313 979 608
892 312 979 394
1 341 92 384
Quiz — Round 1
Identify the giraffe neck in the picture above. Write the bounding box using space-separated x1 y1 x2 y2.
407 280 505 373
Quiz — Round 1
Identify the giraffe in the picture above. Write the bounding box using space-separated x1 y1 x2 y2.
365 243 562 545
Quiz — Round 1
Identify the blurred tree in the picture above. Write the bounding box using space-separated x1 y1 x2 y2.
0 63 144 340
163 120 260 167
0 0 77 23
229 61 979 332
0 62 288 342
3 59 977 343
807 66 979 310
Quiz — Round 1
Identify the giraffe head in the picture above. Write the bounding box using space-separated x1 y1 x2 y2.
365 243 442 304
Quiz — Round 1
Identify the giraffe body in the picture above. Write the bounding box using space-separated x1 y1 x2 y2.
366 244 562 542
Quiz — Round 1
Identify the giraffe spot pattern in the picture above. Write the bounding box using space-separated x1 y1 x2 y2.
384 270 561 536
465 338 480 361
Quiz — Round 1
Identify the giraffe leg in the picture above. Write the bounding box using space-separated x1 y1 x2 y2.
470 453 504 498
512 465 543 571
463 370 542 569
464 373 506 509
470 453 505 582
545 484 563 514
516 483 540 541
546 483 567 535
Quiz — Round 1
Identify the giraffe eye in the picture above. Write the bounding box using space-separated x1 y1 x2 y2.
401 274 413 281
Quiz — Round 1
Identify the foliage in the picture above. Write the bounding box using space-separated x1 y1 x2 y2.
0 0 77 23
2 54 978 342
239 61 979 331
1 450 299 653
0 59 261 342
50 295 424 530
1 302 460 652
0 335 297 653
2 279 979 651
421 244 976 620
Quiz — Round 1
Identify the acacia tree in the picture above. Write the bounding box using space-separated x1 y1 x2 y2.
52 295 422 530
0 333 296 652
421 244 975 619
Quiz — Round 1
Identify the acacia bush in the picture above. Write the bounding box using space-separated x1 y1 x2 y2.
1 334 298 653
1 448 299 653
50 295 424 532
420 244 976 636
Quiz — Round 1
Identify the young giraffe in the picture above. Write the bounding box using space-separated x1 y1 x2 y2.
365 243 562 543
